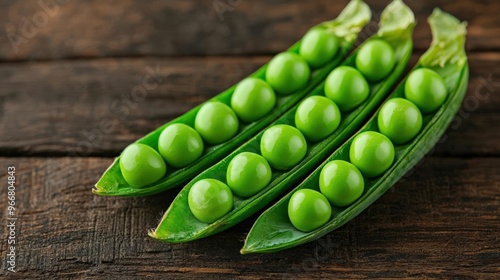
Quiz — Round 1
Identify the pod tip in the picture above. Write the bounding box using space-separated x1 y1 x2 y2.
148 229 158 239
239 246 255 255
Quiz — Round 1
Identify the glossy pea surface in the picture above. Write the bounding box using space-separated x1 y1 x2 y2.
288 189 332 232
349 131 395 177
325 66 370 112
120 143 166 188
195 101 239 145
355 39 395 81
404 68 447 113
226 152 272 197
260 124 307 170
294 96 341 142
265 52 310 95
158 123 204 168
319 160 364 207
188 179 233 223
299 28 339 68
231 78 276 123
378 98 423 144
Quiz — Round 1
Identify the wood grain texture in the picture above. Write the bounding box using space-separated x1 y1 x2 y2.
0 157 498 278
0 0 498 61
0 52 499 157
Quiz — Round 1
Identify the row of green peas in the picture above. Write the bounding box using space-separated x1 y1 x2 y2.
288 66 448 232
188 38 400 224
118 28 346 189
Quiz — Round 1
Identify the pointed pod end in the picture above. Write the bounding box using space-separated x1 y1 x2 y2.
322 0 371 43
239 248 249 255
428 7 467 36
240 240 272 254
91 185 118 196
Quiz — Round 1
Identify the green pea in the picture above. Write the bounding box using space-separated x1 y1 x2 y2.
231 78 276 123
195 101 239 145
355 39 395 81
377 98 423 145
188 179 233 223
404 68 447 113
325 66 369 112
299 28 340 68
294 96 341 142
288 189 332 232
260 124 307 170
319 160 364 207
120 143 166 188
226 152 272 197
349 131 395 177
265 52 310 95
158 123 204 168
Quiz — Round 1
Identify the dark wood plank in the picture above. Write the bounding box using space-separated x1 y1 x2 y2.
0 157 498 278
0 0 498 61
0 52 499 157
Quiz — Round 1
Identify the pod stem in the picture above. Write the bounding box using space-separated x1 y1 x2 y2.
420 8 468 68
321 0 371 44
377 0 415 41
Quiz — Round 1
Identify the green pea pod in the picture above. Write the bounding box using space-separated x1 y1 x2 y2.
150 0 415 242
241 8 468 254
93 0 371 197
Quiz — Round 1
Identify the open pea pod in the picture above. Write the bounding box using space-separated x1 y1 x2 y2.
150 0 415 242
93 0 371 197
241 9 468 254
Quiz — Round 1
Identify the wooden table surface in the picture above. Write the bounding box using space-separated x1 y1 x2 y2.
1 0 499 278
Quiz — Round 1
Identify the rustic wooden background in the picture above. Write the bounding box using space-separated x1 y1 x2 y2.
1 0 499 278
